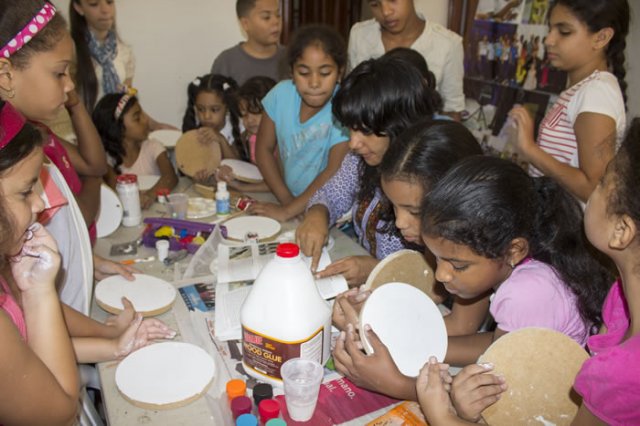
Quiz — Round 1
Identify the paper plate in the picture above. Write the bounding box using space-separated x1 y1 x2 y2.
115 342 215 409
187 197 216 219
175 129 221 177
96 184 123 238
364 250 435 298
359 282 447 377
95 273 177 317
150 129 182 149
137 175 160 191
223 216 281 241
220 159 263 183
479 328 588 425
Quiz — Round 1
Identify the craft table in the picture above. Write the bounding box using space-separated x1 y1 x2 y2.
91 179 393 425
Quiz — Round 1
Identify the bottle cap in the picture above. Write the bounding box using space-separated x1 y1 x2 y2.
231 396 252 419
116 174 138 184
236 413 258 426
252 383 273 406
276 243 299 258
259 399 280 423
265 419 286 426
217 181 227 192
226 379 246 400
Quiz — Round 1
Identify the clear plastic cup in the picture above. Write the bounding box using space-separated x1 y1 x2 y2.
280 358 323 422
167 193 188 219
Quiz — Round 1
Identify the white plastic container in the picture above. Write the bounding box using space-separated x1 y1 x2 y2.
115 174 141 227
216 181 230 216
240 243 331 388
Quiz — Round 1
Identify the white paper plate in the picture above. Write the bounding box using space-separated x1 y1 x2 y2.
95 273 177 316
220 159 263 183
96 184 123 238
223 216 281 241
115 342 215 409
187 197 216 219
359 282 447 377
137 175 160 191
150 129 182 148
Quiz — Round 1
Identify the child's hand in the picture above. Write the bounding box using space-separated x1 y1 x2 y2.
11 223 61 293
509 105 536 160
94 255 137 282
450 363 507 422
333 323 405 395
315 255 379 286
193 169 216 186
105 297 137 335
332 286 370 331
197 127 222 146
139 190 154 209
416 357 459 425
247 201 292 222
215 165 235 183
113 313 177 359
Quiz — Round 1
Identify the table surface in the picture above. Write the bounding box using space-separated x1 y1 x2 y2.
91 179 391 425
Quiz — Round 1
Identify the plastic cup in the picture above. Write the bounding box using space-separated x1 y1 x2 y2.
280 358 323 422
167 193 188 219
155 240 169 262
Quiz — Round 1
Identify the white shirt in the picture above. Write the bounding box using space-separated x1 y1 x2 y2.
347 16 465 113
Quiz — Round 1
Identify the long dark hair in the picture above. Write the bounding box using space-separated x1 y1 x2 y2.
0 0 67 70
69 0 99 111
422 156 613 327
0 101 44 265
551 0 629 106
332 55 439 206
182 74 241 147
92 93 137 174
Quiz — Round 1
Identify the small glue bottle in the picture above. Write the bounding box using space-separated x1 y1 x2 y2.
216 181 230 216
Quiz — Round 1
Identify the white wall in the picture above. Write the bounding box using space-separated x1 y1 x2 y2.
51 0 244 127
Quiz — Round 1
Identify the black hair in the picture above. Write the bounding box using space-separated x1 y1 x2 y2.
378 119 483 237
332 55 440 206
422 156 613 328
182 74 241 147
608 117 640 224
0 0 67 70
383 47 442 110
69 0 98 111
237 76 276 115
92 93 138 174
551 0 629 106
236 0 257 18
0 101 44 264
287 24 346 72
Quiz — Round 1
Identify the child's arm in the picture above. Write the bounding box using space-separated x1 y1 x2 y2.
141 151 178 209
445 329 506 367
255 112 294 204
250 141 350 221
197 128 240 160
444 293 492 336
572 405 609 426
314 255 380 287
448 363 507 423
511 107 616 202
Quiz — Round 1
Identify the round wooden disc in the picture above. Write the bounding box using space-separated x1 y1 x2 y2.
175 129 221 177
478 328 589 425
364 250 436 298
221 159 263 183
95 274 177 317
115 342 215 410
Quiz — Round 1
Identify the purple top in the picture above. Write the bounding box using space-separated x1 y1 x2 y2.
307 152 404 259
574 280 640 425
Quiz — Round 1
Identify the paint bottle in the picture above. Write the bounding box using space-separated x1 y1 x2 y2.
252 383 273 407
258 399 280 424
231 396 253 420
226 379 247 403
236 413 258 426
240 243 331 388
216 181 230 216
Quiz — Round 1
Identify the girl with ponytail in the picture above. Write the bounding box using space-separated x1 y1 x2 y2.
510 0 628 203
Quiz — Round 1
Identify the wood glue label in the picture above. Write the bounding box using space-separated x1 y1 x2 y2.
242 325 324 380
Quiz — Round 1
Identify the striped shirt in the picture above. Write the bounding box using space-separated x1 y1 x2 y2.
529 70 625 177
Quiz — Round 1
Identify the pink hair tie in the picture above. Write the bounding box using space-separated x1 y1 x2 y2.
0 102 27 151
0 2 57 59
114 94 133 120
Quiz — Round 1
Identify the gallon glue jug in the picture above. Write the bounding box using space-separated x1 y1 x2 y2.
240 243 331 387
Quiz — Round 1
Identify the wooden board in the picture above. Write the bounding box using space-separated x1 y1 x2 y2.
364 250 436 299
95 274 177 317
479 328 588 425
175 129 221 177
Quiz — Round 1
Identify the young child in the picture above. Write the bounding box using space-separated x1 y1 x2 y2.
0 101 175 424
217 76 276 193
1 0 136 314
211 0 286 85
251 24 350 222
296 53 440 285
417 118 640 426
510 0 628 202
348 0 464 118
93 93 178 208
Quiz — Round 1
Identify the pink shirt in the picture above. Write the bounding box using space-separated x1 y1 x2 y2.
490 259 589 346
574 280 640 425
0 276 27 341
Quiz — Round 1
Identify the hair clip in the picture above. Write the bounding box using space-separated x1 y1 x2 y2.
223 82 230 91
122 85 138 96
192 78 201 87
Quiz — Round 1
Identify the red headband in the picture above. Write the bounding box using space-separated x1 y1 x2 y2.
0 102 27 150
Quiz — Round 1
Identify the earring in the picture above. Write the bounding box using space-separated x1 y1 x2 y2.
4 88 15 99
509 260 515 268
